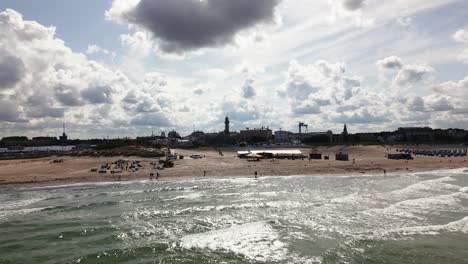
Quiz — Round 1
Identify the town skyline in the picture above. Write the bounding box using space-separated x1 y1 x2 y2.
2 117 468 142
1 0 468 139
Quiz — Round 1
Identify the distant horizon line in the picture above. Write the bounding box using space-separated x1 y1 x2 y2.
1 125 468 141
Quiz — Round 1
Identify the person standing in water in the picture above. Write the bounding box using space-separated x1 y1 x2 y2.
254 171 258 179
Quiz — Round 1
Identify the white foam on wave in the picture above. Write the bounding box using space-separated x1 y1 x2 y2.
330 192 381 208
394 191 468 211
372 216 468 238
363 190 468 222
0 207 50 221
0 198 44 211
130 200 303 219
179 221 287 262
406 168 468 178
164 192 204 201
392 176 460 197
17 180 139 191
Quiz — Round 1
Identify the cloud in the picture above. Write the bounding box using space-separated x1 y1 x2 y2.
453 29 468 64
220 98 261 123
81 86 114 104
144 72 168 88
0 48 25 89
86 44 110 55
54 85 83 106
424 94 454 112
120 30 153 52
405 95 425 112
459 49 468 64
242 79 256 99
0 100 23 122
193 85 209 95
135 97 162 113
453 29 468 43
25 105 64 119
122 89 162 114
432 76 468 98
292 102 321 115
342 0 366 11
108 0 281 53
130 112 171 127
377 56 403 70
283 60 360 104
330 108 389 124
394 63 433 86
0 8 173 136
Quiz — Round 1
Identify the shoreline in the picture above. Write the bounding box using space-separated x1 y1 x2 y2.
8 166 468 191
1 145 467 189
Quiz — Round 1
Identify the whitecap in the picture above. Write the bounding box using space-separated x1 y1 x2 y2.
0 207 50 221
374 216 468 238
179 221 287 262
0 198 44 211
391 177 460 198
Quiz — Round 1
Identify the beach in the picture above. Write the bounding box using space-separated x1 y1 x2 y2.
0 145 467 188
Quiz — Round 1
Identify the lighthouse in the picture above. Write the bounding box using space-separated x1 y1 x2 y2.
224 116 230 135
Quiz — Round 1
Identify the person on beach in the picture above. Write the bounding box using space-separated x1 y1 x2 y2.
156 172 160 179
204 170 206 177
255 171 258 179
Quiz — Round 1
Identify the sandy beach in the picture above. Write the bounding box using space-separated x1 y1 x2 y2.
0 145 467 188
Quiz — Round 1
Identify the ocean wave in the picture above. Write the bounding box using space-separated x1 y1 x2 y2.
178 221 287 262
364 191 468 221
0 207 50 221
372 216 468 238
391 176 460 197
128 200 304 220
0 198 44 211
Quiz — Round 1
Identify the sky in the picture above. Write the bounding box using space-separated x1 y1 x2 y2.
1 0 468 139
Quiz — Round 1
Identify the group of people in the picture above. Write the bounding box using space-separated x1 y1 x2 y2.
149 172 160 180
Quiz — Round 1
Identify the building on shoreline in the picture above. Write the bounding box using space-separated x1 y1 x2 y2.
2 114 468 149
224 117 230 135
274 130 290 143
239 127 273 143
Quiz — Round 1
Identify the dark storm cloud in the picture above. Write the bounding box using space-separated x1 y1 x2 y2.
124 0 281 53
0 49 25 89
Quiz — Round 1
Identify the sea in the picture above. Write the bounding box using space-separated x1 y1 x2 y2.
1 169 468 264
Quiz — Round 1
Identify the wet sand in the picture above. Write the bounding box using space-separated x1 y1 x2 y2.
0 145 467 188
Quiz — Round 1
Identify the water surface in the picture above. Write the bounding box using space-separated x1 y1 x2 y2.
1 169 468 263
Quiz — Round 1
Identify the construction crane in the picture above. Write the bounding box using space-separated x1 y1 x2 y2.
299 122 308 134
